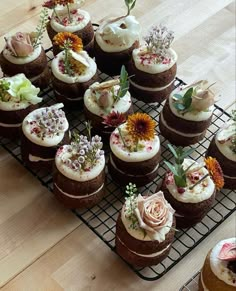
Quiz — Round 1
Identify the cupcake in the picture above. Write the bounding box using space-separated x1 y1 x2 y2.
199 238 236 291
206 112 236 190
161 145 224 228
84 66 133 140
0 74 42 138
108 113 161 187
94 1 140 76
116 183 176 267
0 10 50 89
127 25 177 103
44 0 94 56
51 32 98 106
53 130 105 208
21 103 70 169
159 80 216 146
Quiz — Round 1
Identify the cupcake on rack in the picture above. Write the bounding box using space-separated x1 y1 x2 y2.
161 145 224 228
94 0 140 76
108 112 161 187
206 111 236 190
51 32 98 106
84 66 133 140
0 9 50 89
199 238 236 291
127 25 177 103
44 0 94 56
116 183 176 267
21 103 70 169
53 125 105 208
0 74 42 138
159 80 216 146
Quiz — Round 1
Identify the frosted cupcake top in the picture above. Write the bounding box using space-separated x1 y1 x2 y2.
0 74 41 111
22 103 69 146
210 238 236 287
96 15 140 52
121 184 175 242
55 134 105 182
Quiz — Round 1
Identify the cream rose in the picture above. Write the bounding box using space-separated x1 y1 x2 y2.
191 80 215 112
134 192 175 239
6 32 34 57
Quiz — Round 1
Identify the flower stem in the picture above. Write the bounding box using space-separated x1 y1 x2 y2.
135 139 139 152
53 8 62 24
118 127 128 149
189 174 209 190
64 47 72 76
67 4 72 23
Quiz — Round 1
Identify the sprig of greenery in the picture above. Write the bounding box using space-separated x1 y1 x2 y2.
230 109 236 154
33 8 48 48
85 120 92 141
173 87 193 113
113 65 129 102
64 42 73 76
125 0 136 15
125 183 138 229
164 144 195 187
0 80 10 101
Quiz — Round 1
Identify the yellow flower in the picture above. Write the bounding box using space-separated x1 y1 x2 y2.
126 113 156 141
54 0 74 6
53 32 83 52
204 157 224 190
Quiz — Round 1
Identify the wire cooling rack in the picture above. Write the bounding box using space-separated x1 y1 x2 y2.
0 47 235 281
179 271 200 291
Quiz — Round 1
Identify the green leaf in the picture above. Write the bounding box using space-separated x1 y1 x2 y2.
181 148 195 159
173 94 183 99
182 87 193 109
167 144 178 159
164 161 178 176
174 175 187 187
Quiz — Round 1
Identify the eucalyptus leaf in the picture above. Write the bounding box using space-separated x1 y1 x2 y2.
173 94 183 100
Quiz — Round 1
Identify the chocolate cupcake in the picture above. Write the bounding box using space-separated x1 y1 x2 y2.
159 80 216 146
21 103 70 170
0 74 42 138
84 66 133 141
199 238 236 291
161 145 224 228
206 115 236 190
0 10 50 89
108 113 161 187
44 0 94 56
53 133 105 208
116 183 176 267
94 1 140 76
51 36 98 106
127 25 177 103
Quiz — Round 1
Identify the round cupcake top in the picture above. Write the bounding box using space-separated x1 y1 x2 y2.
22 103 69 146
55 134 105 182
121 184 175 242
216 120 236 162
0 74 41 111
165 158 216 203
169 80 216 121
110 113 160 162
51 50 96 83
95 15 140 52
210 238 236 287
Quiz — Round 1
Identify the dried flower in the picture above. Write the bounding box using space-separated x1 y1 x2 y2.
204 157 224 190
218 242 236 261
102 111 126 128
126 113 156 142
0 79 11 101
55 0 74 5
53 32 83 52
144 24 174 61
5 32 34 57
43 0 56 9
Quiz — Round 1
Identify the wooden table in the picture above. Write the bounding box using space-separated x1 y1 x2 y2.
0 0 235 290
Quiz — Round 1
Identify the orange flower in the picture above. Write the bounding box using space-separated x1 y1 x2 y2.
204 156 224 190
53 32 83 52
54 0 74 5
126 113 156 141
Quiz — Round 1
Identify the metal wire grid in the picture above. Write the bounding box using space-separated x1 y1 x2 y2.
179 271 200 291
0 48 235 281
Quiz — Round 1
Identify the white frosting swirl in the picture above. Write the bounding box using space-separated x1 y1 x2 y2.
84 86 132 116
55 144 105 182
3 45 42 65
51 50 97 84
110 123 160 162
95 15 140 52
50 9 90 33
166 158 215 203
210 238 236 287
169 86 214 121
132 46 177 74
